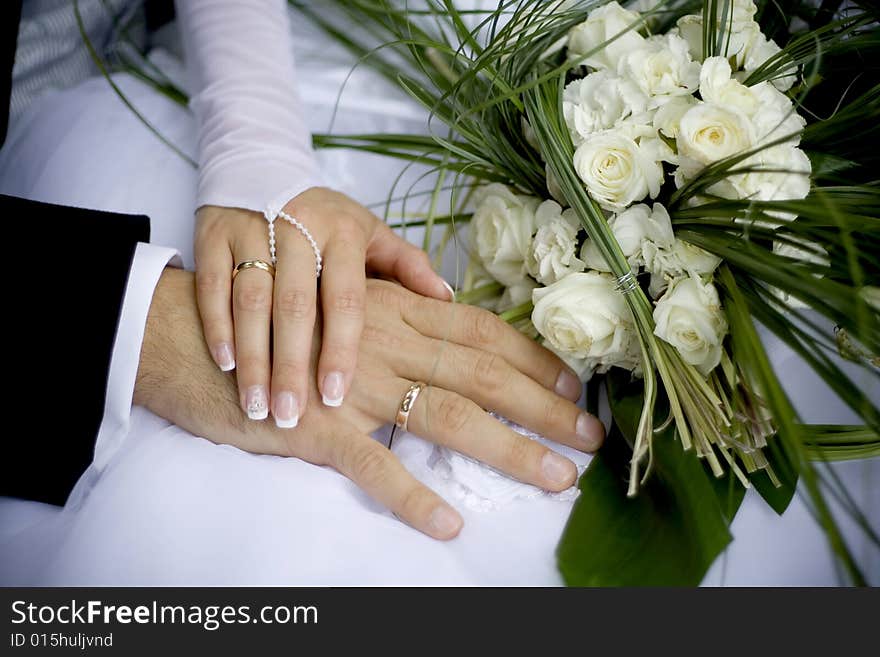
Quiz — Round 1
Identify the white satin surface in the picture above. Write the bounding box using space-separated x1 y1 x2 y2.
0 16 877 585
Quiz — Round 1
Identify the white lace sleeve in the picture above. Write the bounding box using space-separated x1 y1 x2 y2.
174 0 324 215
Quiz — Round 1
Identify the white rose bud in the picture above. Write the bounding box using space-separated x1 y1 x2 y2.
522 116 541 154
562 70 649 146
567 1 645 71
573 129 665 211
653 276 727 376
526 201 586 285
677 102 755 166
471 183 539 287
532 272 639 375
616 33 701 105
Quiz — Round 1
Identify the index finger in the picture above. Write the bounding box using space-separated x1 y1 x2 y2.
330 430 463 540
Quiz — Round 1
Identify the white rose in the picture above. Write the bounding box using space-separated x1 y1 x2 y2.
616 33 701 105
699 57 759 115
750 82 805 146
471 184 539 287
714 0 758 23
567 1 646 71
641 200 675 247
580 202 673 271
573 130 666 211
653 95 697 138
743 33 796 91
674 14 760 66
677 102 755 166
644 239 722 280
653 276 727 375
532 272 640 375
731 144 811 208
698 59 802 146
526 201 586 285
562 70 649 146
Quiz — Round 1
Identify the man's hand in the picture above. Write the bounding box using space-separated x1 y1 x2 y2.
136 268 462 539
135 269 603 540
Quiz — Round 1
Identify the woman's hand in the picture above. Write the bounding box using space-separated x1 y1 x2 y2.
138 270 603 540
194 188 452 428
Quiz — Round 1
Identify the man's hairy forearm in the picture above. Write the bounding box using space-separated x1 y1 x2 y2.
134 268 255 445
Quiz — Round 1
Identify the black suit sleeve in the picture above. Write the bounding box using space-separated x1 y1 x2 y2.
1 194 151 506
1 0 22 147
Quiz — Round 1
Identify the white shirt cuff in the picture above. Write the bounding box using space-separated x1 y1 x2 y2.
91 242 181 473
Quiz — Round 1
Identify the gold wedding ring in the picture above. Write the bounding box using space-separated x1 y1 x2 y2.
233 259 276 280
395 382 427 433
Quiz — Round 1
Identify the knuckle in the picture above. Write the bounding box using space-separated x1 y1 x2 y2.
397 485 429 522
201 318 229 342
502 437 536 473
347 443 392 486
544 395 572 430
271 356 309 383
367 280 406 311
436 393 476 434
471 352 511 392
411 247 432 267
275 288 314 321
330 289 365 317
333 225 367 249
196 270 226 297
361 325 404 351
234 354 268 377
467 310 502 346
234 283 272 314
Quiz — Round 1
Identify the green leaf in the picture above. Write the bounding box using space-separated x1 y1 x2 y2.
556 371 743 587
749 441 798 515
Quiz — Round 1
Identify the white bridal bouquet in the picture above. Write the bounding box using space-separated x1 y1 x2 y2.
104 0 879 585
299 0 879 585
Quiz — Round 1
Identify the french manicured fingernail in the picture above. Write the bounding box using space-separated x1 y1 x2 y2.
441 280 455 301
542 451 577 487
213 343 235 372
245 385 269 420
428 505 462 538
273 391 299 429
576 412 605 450
555 368 582 401
321 371 345 407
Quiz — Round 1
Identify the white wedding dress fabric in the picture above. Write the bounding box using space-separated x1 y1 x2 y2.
0 10 878 586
